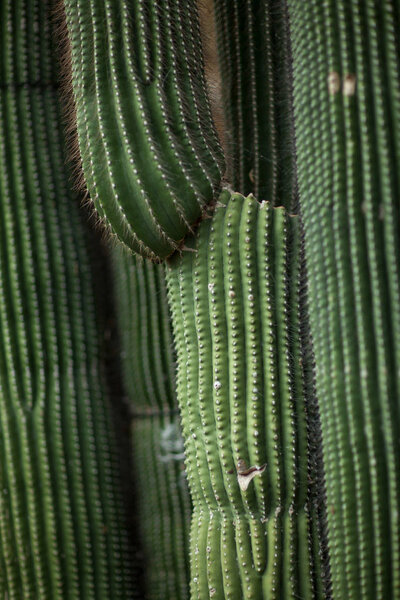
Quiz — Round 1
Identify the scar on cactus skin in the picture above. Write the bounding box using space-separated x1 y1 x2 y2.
197 0 227 157
236 459 267 492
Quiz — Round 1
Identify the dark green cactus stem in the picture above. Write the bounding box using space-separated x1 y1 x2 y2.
287 0 400 598
62 0 225 259
131 414 191 600
112 248 177 410
166 190 319 599
112 247 192 597
212 0 297 209
0 0 133 597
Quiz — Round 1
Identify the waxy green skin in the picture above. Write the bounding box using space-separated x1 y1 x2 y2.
0 1 133 597
213 0 296 210
112 247 192 598
288 0 400 597
131 414 191 600
112 248 177 411
64 0 224 259
166 192 317 599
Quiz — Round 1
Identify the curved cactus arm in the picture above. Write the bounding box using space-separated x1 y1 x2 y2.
288 0 400 597
166 191 320 599
62 0 225 259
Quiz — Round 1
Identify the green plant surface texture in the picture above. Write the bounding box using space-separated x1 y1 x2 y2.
213 0 297 210
131 414 191 600
112 247 176 411
112 245 192 598
166 190 321 599
0 0 134 597
288 0 400 598
63 0 225 260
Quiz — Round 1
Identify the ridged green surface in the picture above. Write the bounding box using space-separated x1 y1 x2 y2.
131 414 191 600
63 0 225 259
112 247 176 411
112 246 192 598
213 0 296 209
0 1 133 597
166 191 318 599
288 1 400 598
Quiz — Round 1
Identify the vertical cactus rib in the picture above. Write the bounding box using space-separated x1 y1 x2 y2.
288 0 400 597
166 190 318 598
0 1 133 597
62 0 225 259
212 0 297 209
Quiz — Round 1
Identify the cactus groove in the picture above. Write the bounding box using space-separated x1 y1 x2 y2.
288 0 400 597
62 0 225 259
166 191 320 599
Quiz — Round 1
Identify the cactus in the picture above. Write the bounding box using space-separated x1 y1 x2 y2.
62 0 225 259
112 248 177 410
0 0 134 597
213 0 297 209
287 0 400 598
112 247 192 598
2 0 400 597
131 415 191 599
166 190 320 599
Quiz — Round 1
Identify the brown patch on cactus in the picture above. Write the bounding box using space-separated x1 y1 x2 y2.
197 0 226 156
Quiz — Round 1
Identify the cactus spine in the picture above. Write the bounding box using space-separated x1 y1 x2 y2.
288 0 400 597
63 0 225 259
112 247 192 598
166 191 318 599
0 1 133 597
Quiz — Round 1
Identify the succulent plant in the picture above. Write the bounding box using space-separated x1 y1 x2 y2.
2 0 400 598
63 0 224 259
0 1 133 596
166 190 321 599
287 1 400 597
112 247 192 598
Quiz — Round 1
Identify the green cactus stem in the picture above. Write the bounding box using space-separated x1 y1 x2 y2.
212 0 297 209
131 414 191 600
288 0 400 597
0 0 133 596
112 247 177 411
166 190 319 599
112 246 192 597
62 0 225 259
